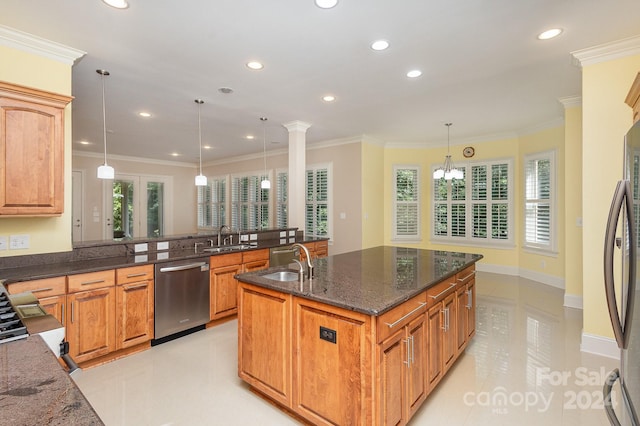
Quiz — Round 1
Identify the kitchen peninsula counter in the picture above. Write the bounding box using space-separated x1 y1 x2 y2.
235 246 482 426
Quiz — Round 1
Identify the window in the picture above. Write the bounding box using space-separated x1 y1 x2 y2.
306 165 331 238
432 160 513 245
524 151 555 251
276 170 288 228
197 177 226 229
231 173 269 230
393 166 420 240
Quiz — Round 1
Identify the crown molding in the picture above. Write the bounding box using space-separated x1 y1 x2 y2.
73 150 196 168
558 96 582 109
517 117 565 137
385 131 518 150
0 25 85 65
571 35 640 67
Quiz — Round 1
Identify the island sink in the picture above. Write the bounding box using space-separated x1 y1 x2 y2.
261 270 300 282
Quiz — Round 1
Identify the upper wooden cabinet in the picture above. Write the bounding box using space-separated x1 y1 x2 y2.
0 81 72 216
626 72 640 124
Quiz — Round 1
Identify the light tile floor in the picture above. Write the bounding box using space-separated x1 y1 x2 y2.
75 272 620 425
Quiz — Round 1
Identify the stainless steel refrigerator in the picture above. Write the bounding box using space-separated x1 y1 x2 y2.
604 120 640 426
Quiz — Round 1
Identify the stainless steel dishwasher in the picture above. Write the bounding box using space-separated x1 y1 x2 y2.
152 257 210 345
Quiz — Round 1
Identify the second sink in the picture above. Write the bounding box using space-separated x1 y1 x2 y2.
261 271 300 282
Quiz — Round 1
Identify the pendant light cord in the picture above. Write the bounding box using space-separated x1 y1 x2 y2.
101 72 108 165
198 102 203 175
261 117 268 181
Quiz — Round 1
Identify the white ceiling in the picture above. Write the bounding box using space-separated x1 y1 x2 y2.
2 0 640 165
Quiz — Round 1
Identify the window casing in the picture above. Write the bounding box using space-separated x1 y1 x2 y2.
231 172 269 231
197 177 226 229
524 151 556 252
432 160 513 246
393 166 420 241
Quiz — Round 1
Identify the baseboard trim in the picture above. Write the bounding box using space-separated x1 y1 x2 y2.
475 263 518 276
580 332 620 360
563 294 583 309
519 268 565 290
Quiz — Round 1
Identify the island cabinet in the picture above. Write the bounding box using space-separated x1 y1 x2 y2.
426 277 458 390
6 276 67 327
455 266 476 353
377 293 428 425
66 270 116 364
237 282 292 407
115 265 154 350
0 81 72 216
293 297 373 426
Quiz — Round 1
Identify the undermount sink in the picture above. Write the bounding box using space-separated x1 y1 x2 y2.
261 271 300 282
204 244 255 253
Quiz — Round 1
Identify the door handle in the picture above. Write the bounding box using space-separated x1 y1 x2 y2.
159 262 207 273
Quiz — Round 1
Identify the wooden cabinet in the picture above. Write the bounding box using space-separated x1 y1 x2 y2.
626 72 640 124
210 252 243 320
66 270 116 364
237 282 292 407
377 293 428 425
115 265 154 350
426 278 457 389
6 276 67 326
293 297 372 426
0 81 72 216
455 266 476 349
300 240 329 261
242 248 270 273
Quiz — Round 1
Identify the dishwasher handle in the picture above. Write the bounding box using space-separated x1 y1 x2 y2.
159 262 207 273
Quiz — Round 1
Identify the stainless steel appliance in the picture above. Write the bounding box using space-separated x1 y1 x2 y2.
603 119 640 426
153 257 210 345
269 245 300 267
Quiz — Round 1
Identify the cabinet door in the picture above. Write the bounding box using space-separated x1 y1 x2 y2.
379 329 406 426
314 241 328 258
238 282 292 407
116 279 154 349
406 314 427 420
442 292 457 371
0 83 71 216
66 287 116 364
210 263 242 320
427 303 443 388
466 280 476 340
456 285 468 353
39 294 66 327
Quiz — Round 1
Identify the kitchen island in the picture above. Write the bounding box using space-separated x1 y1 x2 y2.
235 246 482 426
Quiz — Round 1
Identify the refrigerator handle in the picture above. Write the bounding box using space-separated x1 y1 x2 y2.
603 369 622 426
604 180 628 349
623 178 637 351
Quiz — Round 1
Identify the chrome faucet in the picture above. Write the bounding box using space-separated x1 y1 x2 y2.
218 225 231 246
194 242 204 253
291 243 313 279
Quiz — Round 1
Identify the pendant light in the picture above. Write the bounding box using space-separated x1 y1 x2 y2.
194 99 207 186
433 122 463 180
260 117 270 189
96 69 115 180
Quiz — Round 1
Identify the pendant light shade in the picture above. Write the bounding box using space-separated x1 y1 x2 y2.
260 117 270 189
195 99 207 186
96 69 115 179
433 122 463 180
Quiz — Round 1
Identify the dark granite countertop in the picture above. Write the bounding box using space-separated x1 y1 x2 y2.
0 336 103 425
235 246 483 316
0 237 328 284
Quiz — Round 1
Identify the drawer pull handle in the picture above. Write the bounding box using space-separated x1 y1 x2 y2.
31 287 53 293
126 273 147 278
385 302 426 328
124 283 147 290
81 279 106 286
429 283 456 300
457 271 476 282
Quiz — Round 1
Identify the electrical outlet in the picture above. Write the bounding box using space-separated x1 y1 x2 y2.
157 241 169 251
320 326 337 344
134 243 148 253
9 234 29 250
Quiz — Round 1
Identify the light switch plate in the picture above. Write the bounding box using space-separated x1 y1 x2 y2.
157 241 169 251
9 234 29 250
134 243 148 253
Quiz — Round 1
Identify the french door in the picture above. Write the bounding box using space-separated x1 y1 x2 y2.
104 174 173 239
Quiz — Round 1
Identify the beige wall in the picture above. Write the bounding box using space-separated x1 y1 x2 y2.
0 45 74 256
564 105 583 300
361 141 385 249
72 154 197 241
582 54 640 339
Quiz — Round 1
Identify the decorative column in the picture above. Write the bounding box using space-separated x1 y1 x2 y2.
282 120 311 233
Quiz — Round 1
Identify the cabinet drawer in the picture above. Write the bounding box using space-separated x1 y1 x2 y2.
6 276 66 297
242 248 269 264
426 278 457 306
377 292 427 343
67 270 115 293
210 252 243 268
456 266 476 285
116 264 154 285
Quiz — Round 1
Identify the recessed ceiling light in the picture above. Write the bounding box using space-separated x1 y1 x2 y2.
246 61 264 70
170 152 180 157
78 140 91 145
246 135 255 140
203 145 212 150
138 112 152 118
322 95 336 102
218 87 234 94
371 40 389 51
407 70 422 78
315 0 338 9
537 28 563 40
102 0 129 9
